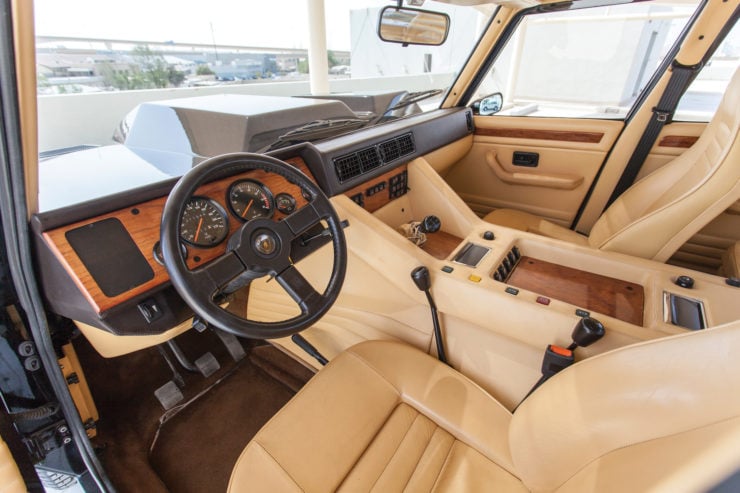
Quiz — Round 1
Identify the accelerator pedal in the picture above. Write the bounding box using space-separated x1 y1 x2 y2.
155 381 184 410
194 352 220 378
213 329 246 362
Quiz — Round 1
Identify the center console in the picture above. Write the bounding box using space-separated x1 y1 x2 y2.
369 156 739 334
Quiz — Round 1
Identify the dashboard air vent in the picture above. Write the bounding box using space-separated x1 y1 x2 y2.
358 147 381 171
334 153 363 182
333 133 415 183
379 133 415 162
465 110 474 132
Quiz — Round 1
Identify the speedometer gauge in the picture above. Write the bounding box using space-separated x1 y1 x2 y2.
228 179 274 221
180 197 229 247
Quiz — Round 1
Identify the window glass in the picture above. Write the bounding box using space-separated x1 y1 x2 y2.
33 0 495 153
675 20 740 122
469 2 698 119
33 0 498 211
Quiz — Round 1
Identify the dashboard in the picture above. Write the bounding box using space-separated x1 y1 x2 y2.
31 107 472 337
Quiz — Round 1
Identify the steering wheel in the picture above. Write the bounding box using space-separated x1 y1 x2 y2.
160 153 347 339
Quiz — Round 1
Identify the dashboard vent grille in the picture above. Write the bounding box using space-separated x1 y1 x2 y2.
334 153 363 182
358 147 381 171
379 133 415 162
333 133 415 183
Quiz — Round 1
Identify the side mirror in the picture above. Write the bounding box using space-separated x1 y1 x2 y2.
377 6 450 47
472 93 503 116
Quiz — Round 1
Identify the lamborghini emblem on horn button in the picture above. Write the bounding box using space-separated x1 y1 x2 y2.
254 232 277 256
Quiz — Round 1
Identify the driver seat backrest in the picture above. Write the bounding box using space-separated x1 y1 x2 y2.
485 67 740 262
512 319 740 492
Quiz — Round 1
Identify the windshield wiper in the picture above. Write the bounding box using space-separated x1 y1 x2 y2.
386 89 445 112
264 118 368 152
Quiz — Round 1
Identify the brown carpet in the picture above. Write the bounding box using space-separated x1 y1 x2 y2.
74 329 314 493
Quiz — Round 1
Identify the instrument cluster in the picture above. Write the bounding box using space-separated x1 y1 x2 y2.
179 179 298 248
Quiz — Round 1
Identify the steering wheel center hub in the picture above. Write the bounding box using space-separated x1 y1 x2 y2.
253 231 279 257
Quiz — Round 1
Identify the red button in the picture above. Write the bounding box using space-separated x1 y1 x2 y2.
536 296 551 306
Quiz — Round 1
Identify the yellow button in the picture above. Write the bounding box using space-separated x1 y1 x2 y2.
468 274 482 283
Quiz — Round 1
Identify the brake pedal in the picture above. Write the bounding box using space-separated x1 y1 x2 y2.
155 381 184 410
213 329 246 362
194 352 220 378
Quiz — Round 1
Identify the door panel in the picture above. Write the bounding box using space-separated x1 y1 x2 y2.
638 121 706 180
444 116 623 226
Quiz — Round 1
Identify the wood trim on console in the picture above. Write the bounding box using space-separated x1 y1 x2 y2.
658 135 699 148
421 231 463 260
43 158 312 313
475 127 604 144
507 256 644 326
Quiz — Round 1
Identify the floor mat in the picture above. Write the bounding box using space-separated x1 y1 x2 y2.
75 330 313 492
149 359 296 492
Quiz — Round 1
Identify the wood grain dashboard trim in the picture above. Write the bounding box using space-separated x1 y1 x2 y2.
43 158 312 314
475 127 604 144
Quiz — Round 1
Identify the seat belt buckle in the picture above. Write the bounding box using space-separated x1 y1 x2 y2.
541 345 575 378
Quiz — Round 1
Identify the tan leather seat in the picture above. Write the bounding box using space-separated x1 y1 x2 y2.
721 242 740 277
484 68 740 262
230 320 740 492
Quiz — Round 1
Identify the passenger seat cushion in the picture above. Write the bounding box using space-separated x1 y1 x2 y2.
229 341 522 493
483 208 589 245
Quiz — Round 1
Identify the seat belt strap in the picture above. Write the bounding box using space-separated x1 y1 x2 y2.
605 62 699 208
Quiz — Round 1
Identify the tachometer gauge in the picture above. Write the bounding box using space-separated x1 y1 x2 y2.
275 193 297 214
228 179 274 221
180 197 229 247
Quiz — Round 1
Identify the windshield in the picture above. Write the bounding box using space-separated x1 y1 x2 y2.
34 1 494 154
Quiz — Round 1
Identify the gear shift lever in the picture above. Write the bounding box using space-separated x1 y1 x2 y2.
567 317 605 350
419 215 441 234
411 266 448 365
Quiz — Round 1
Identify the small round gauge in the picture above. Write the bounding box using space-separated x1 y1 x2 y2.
180 197 229 247
275 193 297 215
228 179 274 221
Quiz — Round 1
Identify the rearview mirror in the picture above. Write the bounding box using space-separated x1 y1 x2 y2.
378 6 450 46
472 93 504 116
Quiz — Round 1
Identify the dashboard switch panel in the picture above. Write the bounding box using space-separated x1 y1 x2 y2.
388 170 408 199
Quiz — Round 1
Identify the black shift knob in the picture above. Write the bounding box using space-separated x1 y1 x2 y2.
571 317 605 348
411 266 431 292
419 215 441 234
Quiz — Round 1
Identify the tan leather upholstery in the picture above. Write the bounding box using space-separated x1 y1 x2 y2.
230 320 740 492
484 67 740 262
721 242 740 277
0 434 25 493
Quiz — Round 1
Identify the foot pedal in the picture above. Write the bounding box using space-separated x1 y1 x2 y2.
214 330 246 362
194 352 220 378
155 381 184 410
